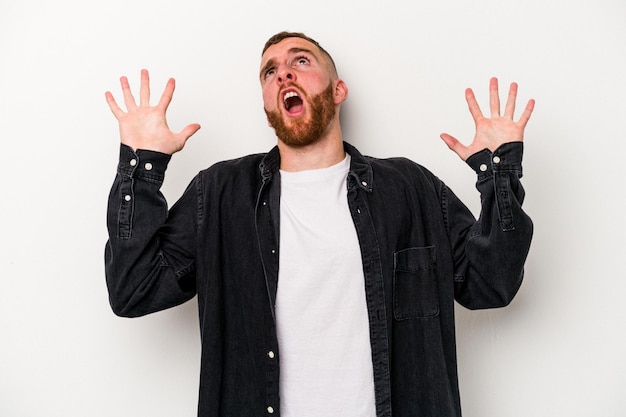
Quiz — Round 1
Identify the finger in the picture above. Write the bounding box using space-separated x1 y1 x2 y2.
440 133 470 161
157 78 176 111
465 88 484 122
178 123 202 141
517 99 535 129
171 124 201 152
139 69 150 107
120 76 137 111
105 91 124 119
503 82 518 119
489 77 500 117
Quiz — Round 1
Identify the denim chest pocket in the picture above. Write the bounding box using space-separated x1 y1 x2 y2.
393 246 439 320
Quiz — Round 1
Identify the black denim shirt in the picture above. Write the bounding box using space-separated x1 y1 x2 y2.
105 141 532 417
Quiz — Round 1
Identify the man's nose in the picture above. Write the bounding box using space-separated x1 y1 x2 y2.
277 65 295 83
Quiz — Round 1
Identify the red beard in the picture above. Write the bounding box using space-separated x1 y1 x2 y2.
265 82 336 147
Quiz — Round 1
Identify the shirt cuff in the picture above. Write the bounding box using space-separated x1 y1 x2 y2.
466 142 524 176
117 143 172 182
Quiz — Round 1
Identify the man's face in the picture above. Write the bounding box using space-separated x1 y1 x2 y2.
260 37 339 147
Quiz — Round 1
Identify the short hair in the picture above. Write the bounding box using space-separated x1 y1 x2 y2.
262 31 338 77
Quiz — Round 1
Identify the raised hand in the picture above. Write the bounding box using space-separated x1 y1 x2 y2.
440 77 535 161
105 69 201 155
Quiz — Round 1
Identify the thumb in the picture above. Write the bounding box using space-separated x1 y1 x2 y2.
440 133 469 161
179 123 202 141
169 123 201 154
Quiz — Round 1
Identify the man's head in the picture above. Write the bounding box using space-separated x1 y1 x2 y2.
262 31 338 78
260 32 347 147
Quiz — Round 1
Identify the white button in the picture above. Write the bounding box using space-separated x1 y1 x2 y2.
493 156 501 164
479 164 488 172
267 406 274 414
130 159 137 166
271 249 276 254
124 195 131 202
361 181 368 187
145 162 153 171
268 351 275 359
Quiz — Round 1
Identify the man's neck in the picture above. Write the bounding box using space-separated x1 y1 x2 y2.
278 133 345 172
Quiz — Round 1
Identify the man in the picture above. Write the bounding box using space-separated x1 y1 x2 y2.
104 31 535 417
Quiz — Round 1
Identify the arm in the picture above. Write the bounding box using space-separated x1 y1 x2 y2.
104 70 201 317
444 142 532 309
441 78 535 309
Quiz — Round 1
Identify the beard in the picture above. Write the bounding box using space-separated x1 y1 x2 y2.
265 82 336 147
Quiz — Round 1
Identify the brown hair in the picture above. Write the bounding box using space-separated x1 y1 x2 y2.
262 31 338 76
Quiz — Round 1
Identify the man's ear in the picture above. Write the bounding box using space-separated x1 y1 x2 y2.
333 79 349 105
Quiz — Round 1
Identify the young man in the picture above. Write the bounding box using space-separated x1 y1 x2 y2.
105 31 535 417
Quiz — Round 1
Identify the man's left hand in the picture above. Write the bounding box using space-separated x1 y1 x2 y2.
441 77 535 161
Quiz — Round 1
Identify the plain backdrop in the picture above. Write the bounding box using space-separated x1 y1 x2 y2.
1 0 625 416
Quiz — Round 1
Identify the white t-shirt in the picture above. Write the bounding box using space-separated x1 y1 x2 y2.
276 154 376 417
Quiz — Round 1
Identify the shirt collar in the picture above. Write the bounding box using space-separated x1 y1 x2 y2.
259 141 374 192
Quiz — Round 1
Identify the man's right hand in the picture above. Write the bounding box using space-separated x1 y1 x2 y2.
105 69 201 154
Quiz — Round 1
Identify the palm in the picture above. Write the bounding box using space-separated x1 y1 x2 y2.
105 69 200 155
441 77 535 161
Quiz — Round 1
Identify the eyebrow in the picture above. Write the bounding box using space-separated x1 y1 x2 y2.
260 47 318 80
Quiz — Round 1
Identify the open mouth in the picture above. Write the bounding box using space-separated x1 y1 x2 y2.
283 91 304 115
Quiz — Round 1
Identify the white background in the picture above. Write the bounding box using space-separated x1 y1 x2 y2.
1 0 625 416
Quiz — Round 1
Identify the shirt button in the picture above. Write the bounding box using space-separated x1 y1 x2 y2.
361 181 368 187
124 195 132 202
493 156 501 164
479 164 488 172
268 351 275 359
145 162 153 171
130 159 137 167
267 406 275 414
